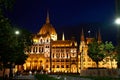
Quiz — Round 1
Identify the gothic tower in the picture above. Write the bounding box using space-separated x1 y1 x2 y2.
79 28 85 53
97 29 102 43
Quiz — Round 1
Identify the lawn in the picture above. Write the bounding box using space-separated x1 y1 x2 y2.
35 73 120 80
64 73 120 80
35 74 61 80
0 77 3 80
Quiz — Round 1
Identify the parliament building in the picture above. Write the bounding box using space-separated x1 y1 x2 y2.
15 12 117 73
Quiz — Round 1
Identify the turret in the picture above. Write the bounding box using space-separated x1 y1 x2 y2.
97 29 102 43
62 32 65 41
81 28 85 41
79 28 85 53
46 11 50 24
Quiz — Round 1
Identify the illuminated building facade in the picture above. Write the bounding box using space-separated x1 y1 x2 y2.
15 12 117 73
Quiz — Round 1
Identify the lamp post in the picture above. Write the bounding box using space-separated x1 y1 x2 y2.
15 30 20 35
115 17 120 68
9 30 20 78
115 18 120 25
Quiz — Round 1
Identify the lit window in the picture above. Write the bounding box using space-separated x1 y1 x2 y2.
46 60 49 62
46 65 48 68
40 39 42 43
61 65 64 68
53 65 55 68
66 65 69 68
57 65 59 68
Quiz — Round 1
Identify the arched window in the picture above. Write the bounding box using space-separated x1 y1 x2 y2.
56 53 60 58
53 53 54 58
40 39 42 43
39 47 41 52
36 47 37 52
33 47 35 52
57 65 59 68
47 39 49 42
42 47 43 52
67 53 68 58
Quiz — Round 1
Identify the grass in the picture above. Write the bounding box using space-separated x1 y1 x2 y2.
89 76 120 80
35 74 61 80
35 73 120 80
0 77 2 80
63 73 120 80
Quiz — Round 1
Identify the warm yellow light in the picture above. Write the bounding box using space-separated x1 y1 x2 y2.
33 39 38 43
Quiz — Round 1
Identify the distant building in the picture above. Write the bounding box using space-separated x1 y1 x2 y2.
14 12 117 73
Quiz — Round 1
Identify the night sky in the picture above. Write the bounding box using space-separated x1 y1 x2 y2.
7 0 117 45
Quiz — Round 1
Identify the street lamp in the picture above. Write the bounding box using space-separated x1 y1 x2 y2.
115 17 120 68
115 18 120 25
15 30 20 35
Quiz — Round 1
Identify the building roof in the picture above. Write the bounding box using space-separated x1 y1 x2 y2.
52 40 77 47
38 11 57 36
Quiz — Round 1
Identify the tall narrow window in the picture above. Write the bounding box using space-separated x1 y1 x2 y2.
36 47 37 52
40 39 42 43
42 47 43 52
67 53 68 58
33 47 35 52
53 53 54 58
39 47 41 52
47 39 49 42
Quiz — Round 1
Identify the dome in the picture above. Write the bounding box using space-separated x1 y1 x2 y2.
38 11 57 41
38 23 57 35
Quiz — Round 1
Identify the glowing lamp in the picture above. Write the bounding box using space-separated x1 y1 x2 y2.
15 30 20 35
115 18 120 25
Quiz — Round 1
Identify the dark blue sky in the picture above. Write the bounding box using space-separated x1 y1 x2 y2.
8 0 117 44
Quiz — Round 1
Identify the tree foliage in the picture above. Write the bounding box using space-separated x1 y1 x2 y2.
116 28 120 68
104 41 115 58
88 41 105 67
0 0 15 15
88 40 115 68
116 45 120 68
0 0 33 78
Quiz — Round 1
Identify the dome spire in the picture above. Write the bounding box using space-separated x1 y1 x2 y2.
46 10 50 23
81 28 85 41
62 32 65 41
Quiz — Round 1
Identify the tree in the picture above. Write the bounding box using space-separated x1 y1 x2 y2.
88 40 105 68
88 40 115 68
116 27 120 68
0 0 33 78
0 21 33 78
13 28 33 72
116 41 120 68
104 41 116 68
0 16 13 78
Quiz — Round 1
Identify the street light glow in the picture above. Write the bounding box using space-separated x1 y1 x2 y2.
15 30 20 35
115 18 120 25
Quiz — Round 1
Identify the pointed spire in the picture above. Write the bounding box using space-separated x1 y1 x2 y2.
62 32 65 41
46 10 50 23
98 29 102 43
81 28 85 41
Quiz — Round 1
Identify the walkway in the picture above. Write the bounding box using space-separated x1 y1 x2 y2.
13 75 36 80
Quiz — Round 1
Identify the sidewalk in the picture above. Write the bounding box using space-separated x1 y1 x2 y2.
13 74 37 80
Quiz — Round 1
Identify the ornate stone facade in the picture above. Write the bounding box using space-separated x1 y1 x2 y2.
15 12 117 73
